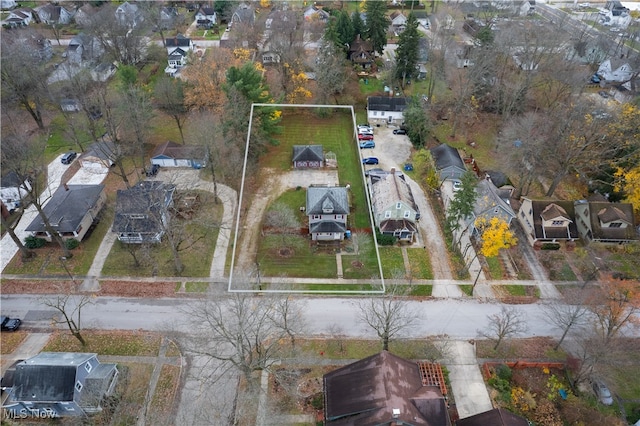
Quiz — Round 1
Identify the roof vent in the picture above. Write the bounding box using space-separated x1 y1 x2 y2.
392 408 400 418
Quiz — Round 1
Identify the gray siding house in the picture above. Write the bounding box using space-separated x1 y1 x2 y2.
369 169 419 242
293 145 323 169
574 195 637 244
2 352 118 418
430 144 466 183
306 186 349 241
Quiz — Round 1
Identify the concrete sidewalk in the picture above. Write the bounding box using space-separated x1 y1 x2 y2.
440 340 493 419
1 333 51 373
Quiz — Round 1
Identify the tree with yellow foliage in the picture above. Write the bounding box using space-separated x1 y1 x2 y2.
476 217 517 258
285 70 312 103
615 165 640 216
182 48 240 113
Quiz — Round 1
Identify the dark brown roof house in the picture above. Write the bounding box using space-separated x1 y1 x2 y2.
323 351 451 426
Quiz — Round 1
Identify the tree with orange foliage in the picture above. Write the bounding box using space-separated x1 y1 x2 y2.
182 48 240 113
588 276 640 343
476 217 518 258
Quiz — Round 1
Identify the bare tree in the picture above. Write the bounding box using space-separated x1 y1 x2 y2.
355 285 421 351
479 306 528 350
179 291 305 387
41 284 94 347
154 76 188 144
541 291 590 350
314 37 350 104
588 277 640 343
264 202 300 246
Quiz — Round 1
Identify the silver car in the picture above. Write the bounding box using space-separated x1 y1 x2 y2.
592 379 614 405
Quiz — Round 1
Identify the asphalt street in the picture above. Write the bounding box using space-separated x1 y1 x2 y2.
7 294 636 340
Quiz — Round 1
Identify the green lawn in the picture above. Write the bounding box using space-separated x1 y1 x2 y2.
257 235 337 278
342 236 380 279
379 246 405 277
407 248 434 279
486 256 503 279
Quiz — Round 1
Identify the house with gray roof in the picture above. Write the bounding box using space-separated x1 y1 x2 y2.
195 6 216 28
306 186 349 241
323 351 450 426
2 352 118 418
369 169 419 242
467 178 516 235
1 171 31 212
231 3 255 26
574 195 637 244
518 198 579 245
25 184 106 242
80 140 117 171
115 1 143 28
151 141 207 169
430 144 467 183
367 96 408 126
292 145 323 168
112 181 175 244
35 3 74 25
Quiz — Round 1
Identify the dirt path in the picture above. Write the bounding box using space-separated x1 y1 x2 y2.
235 168 339 272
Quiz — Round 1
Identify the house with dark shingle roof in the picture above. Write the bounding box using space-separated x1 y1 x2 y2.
467 178 516 235
369 169 420 242
231 3 255 26
25 184 106 242
574 195 637 244
367 96 408 126
323 351 451 426
306 186 349 241
292 145 323 168
430 144 467 183
457 408 529 426
165 34 194 55
112 181 175 244
195 5 216 28
151 141 207 168
518 197 579 245
349 35 375 70
2 352 118 418
35 3 74 25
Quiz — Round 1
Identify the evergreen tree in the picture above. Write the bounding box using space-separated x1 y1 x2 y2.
402 96 430 148
335 10 354 51
394 13 421 86
351 11 364 39
364 1 390 55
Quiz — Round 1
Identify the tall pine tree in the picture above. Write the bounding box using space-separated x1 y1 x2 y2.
364 1 390 55
394 13 421 86
351 11 364 39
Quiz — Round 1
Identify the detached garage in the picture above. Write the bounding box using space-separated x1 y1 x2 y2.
80 140 116 172
151 141 207 169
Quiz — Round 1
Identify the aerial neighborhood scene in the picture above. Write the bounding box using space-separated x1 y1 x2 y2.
2 0 640 424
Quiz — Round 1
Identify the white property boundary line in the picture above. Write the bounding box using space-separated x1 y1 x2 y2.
228 103 385 294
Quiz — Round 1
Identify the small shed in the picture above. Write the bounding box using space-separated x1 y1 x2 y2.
80 140 116 171
292 145 323 169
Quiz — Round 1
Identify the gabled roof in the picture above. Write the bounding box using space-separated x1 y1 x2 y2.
168 48 187 59
165 34 192 48
457 408 529 426
540 203 570 221
232 3 255 24
112 181 175 235
367 96 408 112
598 205 631 224
370 171 418 216
1 171 25 188
575 199 637 242
81 140 117 162
323 351 449 426
196 6 216 16
306 187 349 216
524 199 579 240
473 179 515 221
292 145 323 162
13 353 96 402
430 144 465 172
25 185 104 233
151 141 205 160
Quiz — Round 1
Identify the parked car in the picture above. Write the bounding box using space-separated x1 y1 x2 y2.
357 124 372 131
145 164 159 177
591 379 614 405
362 157 379 165
393 128 407 135
1 315 22 332
359 140 375 149
60 151 77 165
452 180 462 191
404 163 413 171
358 133 374 140
598 91 610 98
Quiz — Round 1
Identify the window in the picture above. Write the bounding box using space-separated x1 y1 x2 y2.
75 381 83 392
529 208 532 215
609 222 622 228
129 214 145 219
551 220 565 226
312 215 321 220
84 362 92 373
396 202 401 209
65 406 75 411
404 210 411 218
384 211 391 218
373 111 378 116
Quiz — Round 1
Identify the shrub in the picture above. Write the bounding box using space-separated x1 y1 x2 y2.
376 232 396 246
65 238 80 250
24 236 46 249
541 243 560 250
496 364 512 381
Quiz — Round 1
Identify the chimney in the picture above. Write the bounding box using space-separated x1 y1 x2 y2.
391 167 396 175
63 183 69 191
392 408 401 424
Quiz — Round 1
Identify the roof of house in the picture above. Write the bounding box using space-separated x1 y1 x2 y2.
367 96 408 112
306 187 349 216
457 408 529 426
370 171 418 217
575 199 637 241
430 144 465 172
292 145 323 163
25 185 104 234
526 199 579 240
323 351 449 426
151 141 205 160
1 171 24 188
81 140 116 162
310 221 347 234
232 3 254 24
112 181 175 235
196 6 216 16
168 48 187 59
379 218 418 234
473 179 515 220
13 353 96 402
165 34 191 48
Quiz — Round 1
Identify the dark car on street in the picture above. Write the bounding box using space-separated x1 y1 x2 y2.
145 164 160 177
362 157 379 165
393 128 407 135
1 315 22 332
